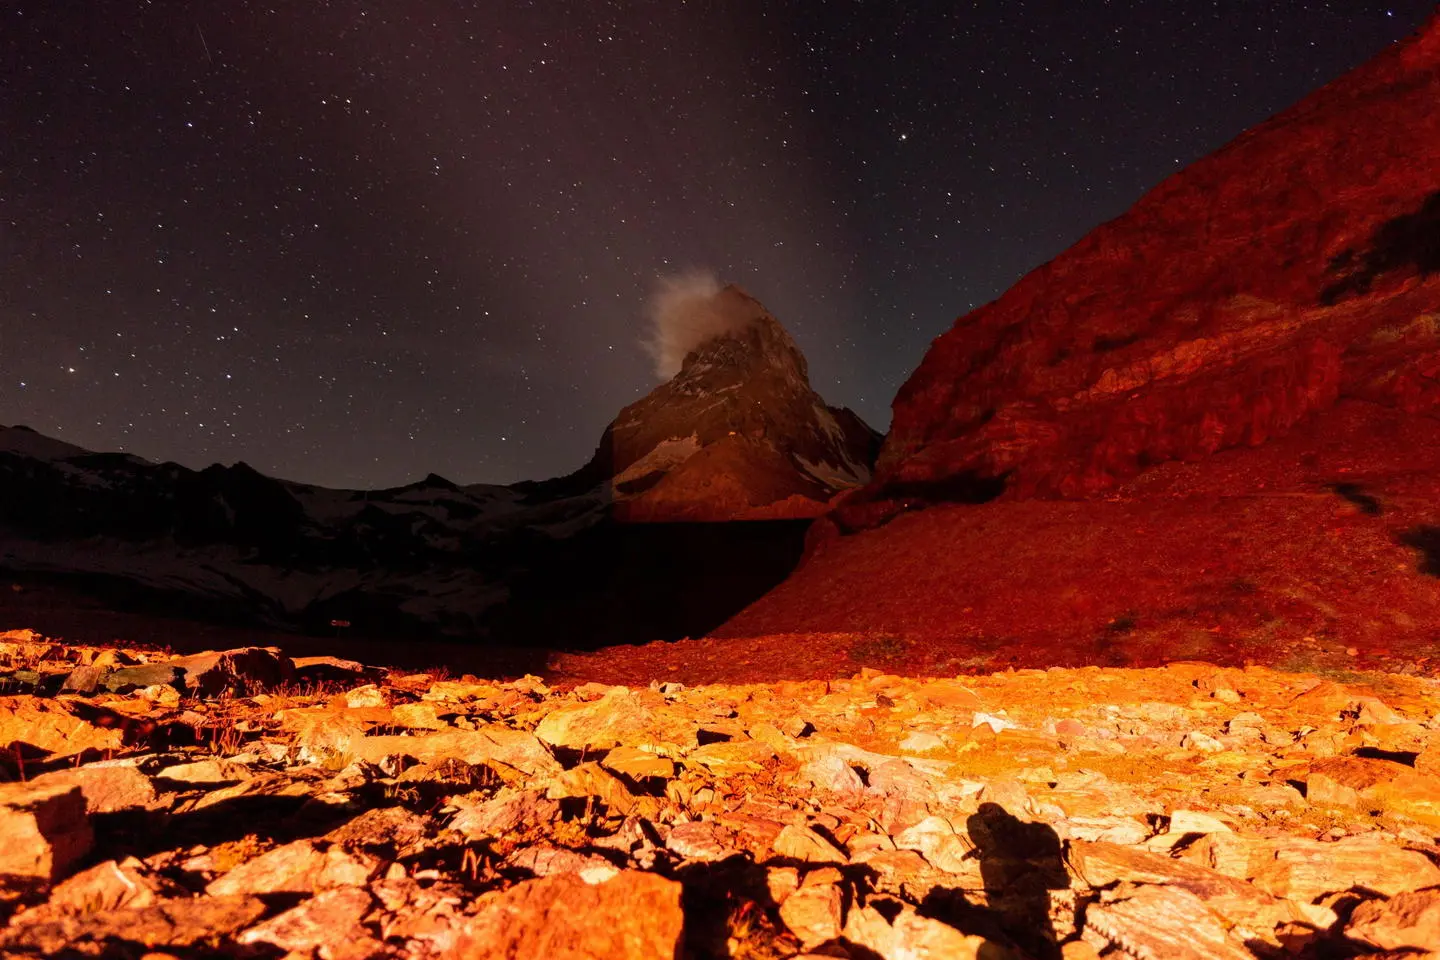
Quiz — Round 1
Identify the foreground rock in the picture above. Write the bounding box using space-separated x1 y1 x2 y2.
0 782 92 882
2 635 1440 958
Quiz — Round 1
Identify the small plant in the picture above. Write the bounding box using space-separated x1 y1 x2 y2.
208 724 246 756
383 784 421 804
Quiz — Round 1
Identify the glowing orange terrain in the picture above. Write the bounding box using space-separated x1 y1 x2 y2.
2 630 1440 958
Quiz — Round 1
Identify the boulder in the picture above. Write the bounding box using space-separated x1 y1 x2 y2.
778 882 844 948
1 896 266 953
31 762 157 813
103 663 181 693
205 840 376 897
237 887 379 957
1346 887 1440 952
444 871 683 960
0 697 124 758
169 647 294 696
0 781 92 882
534 687 698 754
843 903 998 960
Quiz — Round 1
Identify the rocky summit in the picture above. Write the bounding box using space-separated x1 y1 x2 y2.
560 284 881 522
3 628 1440 959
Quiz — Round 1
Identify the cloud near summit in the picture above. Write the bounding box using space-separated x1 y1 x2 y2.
641 270 754 379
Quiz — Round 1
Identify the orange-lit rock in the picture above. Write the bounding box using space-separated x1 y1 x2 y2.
0 635 1437 957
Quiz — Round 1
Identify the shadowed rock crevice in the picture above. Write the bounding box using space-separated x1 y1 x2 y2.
1321 188 1440 305
1328 482 1383 515
1398 524 1440 575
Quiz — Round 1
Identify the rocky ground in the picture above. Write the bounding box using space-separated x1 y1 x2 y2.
1 628 1439 959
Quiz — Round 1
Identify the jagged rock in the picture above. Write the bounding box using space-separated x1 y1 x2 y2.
448 788 560 840
892 816 973 874
1052 816 1150 845
1 895 268 952
779 882 844 948
1167 810 1232 835
30 857 166 915
1084 883 1254 960
1069 841 1334 944
155 758 252 786
899 731 945 753
169 646 294 695
843 902 1000 959
686 739 778 777
58 665 105 695
392 701 449 729
666 820 738 862
292 655 382 684
772 824 848 864
797 749 866 793
326 805 430 851
1245 835 1440 901
601 744 675 781
444 871 684 959
185 769 316 811
508 845 619 883
348 726 560 780
1346 887 1440 952
0 696 124 757
205 839 376 897
102 663 181 693
0 781 91 881
546 761 646 817
30 762 157 813
340 683 387 709
236 886 379 957
534 687 698 754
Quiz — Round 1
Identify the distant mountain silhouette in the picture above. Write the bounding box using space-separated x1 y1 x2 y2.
0 291 878 647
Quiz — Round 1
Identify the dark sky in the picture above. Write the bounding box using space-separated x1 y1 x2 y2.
3 2 1433 488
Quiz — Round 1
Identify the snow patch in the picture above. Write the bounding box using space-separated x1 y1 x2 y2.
612 434 703 488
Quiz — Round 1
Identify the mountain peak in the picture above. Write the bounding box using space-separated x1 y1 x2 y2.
675 288 810 388
572 287 878 520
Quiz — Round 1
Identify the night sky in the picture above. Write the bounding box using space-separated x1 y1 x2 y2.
3 2 1433 489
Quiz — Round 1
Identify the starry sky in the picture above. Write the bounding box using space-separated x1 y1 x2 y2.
2 2 1433 489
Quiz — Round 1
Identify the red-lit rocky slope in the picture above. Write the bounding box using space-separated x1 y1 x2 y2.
718 16 1440 668
864 15 1440 507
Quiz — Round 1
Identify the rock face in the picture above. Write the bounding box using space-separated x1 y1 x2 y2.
560 285 880 521
0 782 92 882
724 18 1440 665
857 14 1440 509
